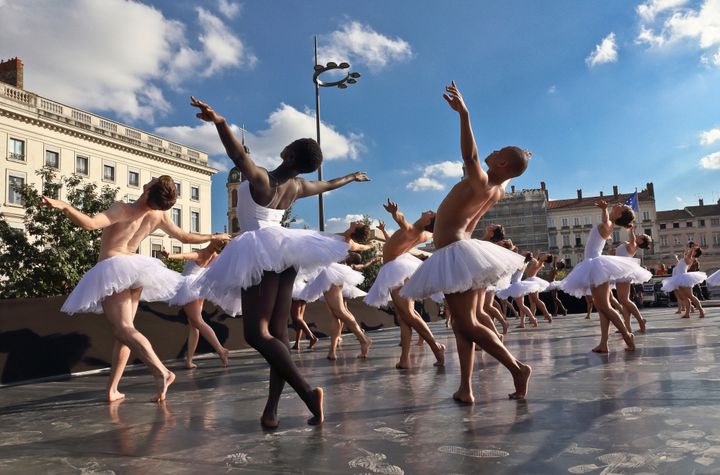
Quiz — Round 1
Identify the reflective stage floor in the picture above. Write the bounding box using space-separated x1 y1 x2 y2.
3 307 720 474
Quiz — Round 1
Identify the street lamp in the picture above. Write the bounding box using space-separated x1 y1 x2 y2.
312 35 361 231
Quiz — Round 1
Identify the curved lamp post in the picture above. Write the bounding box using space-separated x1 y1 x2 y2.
313 35 361 231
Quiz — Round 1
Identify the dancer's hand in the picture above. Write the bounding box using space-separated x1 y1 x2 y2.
383 199 398 215
40 195 66 211
191 97 224 124
594 199 608 209
377 220 386 232
352 172 370 182
160 247 170 259
212 232 231 241
443 80 468 114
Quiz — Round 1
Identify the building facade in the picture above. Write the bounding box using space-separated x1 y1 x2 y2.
0 58 216 257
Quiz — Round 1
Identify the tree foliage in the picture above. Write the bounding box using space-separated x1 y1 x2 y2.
358 214 382 291
0 168 119 299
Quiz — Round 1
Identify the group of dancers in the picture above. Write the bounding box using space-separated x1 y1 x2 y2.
40 81 719 428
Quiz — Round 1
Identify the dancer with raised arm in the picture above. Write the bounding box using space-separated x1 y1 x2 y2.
561 199 651 353
45 176 226 402
163 241 233 369
191 97 369 428
497 253 539 329
661 243 707 319
614 224 652 332
547 256 568 317
401 81 532 403
299 223 376 361
364 199 446 369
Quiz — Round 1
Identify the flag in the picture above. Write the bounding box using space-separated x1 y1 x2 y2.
624 191 639 212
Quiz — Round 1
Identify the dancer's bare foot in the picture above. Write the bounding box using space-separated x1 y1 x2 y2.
185 361 198 370
624 333 635 352
699 310 705 318
219 348 230 367
395 361 410 370
433 344 446 367
545 315 553 323
260 411 279 429
358 338 372 359
592 345 609 353
308 336 319 349
639 318 647 333
307 387 324 425
516 324 526 329
682 314 690 319
453 388 475 404
326 351 337 361
151 371 175 402
501 319 509 334
106 389 126 403
291 342 300 350
509 363 532 400
585 315 591 319
530 317 538 328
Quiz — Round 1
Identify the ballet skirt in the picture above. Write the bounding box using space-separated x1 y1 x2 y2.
292 276 308 300
364 253 441 307
298 263 365 303
168 261 206 306
61 255 183 315
706 269 720 287
660 259 707 292
560 226 653 298
198 180 348 315
547 280 564 291
400 239 525 300
497 272 550 299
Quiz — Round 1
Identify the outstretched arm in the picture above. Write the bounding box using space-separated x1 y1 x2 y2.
161 248 201 261
626 224 638 254
191 97 266 187
159 214 229 245
42 197 123 231
443 81 485 184
595 199 612 238
351 256 382 271
349 241 374 252
383 199 411 231
377 220 391 241
297 172 369 198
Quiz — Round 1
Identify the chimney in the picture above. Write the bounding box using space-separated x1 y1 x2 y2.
599 191 604 197
540 181 546 191
0 57 24 89
699 198 704 206
540 181 548 200
612 185 618 197
577 189 583 200
511 185 516 193
646 182 654 198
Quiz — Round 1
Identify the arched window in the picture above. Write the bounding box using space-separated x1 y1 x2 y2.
231 189 238 207
231 217 239 234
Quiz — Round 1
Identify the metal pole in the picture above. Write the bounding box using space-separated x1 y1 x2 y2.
314 36 325 231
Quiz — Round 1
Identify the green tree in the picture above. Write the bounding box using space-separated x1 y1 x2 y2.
281 206 296 228
0 168 118 298
358 214 382 291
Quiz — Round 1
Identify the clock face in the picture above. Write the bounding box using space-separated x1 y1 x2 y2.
229 170 240 182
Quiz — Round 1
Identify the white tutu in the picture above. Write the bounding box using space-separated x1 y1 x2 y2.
707 270 720 287
198 227 348 314
560 256 653 298
299 263 365 303
292 278 308 300
342 285 367 299
400 239 525 300
364 253 422 307
547 280 564 291
61 255 183 315
496 276 549 299
661 272 707 292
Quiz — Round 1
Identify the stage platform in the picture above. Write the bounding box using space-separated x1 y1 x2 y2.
2 307 720 474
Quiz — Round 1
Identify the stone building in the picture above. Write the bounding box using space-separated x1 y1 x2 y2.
0 58 216 256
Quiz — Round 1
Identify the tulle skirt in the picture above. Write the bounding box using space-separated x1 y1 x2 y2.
487 274 513 294
197 227 348 314
707 270 720 287
400 239 525 300
298 263 365 303
661 272 707 292
497 276 550 299
547 280 564 291
560 256 653 298
365 253 422 307
168 270 205 307
61 255 183 315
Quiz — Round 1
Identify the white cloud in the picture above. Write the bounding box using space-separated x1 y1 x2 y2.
637 0 689 22
0 0 253 122
547 85 557 94
218 0 241 19
326 214 380 233
675 195 687 203
406 160 462 191
196 7 256 75
586 33 618 67
156 103 363 169
700 128 720 145
699 151 720 168
319 21 412 72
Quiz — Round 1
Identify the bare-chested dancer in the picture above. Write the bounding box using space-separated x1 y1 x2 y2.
365 199 446 369
479 225 511 335
46 177 226 402
401 81 532 403
523 250 553 323
614 224 652 332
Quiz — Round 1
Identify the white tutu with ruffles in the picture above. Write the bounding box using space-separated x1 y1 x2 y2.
707 270 720 287
364 253 423 307
197 227 348 314
400 239 525 300
547 280 564 291
496 276 549 299
342 285 367 300
298 263 365 303
61 255 183 315
661 272 707 292
560 256 653 298
487 274 513 293
292 278 308 300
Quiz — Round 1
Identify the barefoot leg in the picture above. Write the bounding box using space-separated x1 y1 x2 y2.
591 283 635 351
396 315 412 369
484 291 509 334
391 287 445 367
186 299 229 366
532 293 552 322
107 341 130 402
324 286 371 358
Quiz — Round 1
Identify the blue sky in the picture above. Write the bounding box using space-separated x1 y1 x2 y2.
3 0 720 232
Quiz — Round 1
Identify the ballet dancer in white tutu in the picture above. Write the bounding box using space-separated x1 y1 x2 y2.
614 224 652 332
479 225 512 335
191 97 369 428
43 176 227 402
547 256 568 317
401 81 532 403
561 199 651 352
364 199 446 369
497 253 540 329
163 241 232 369
299 222 376 361
290 276 319 350
521 250 553 323
661 243 707 319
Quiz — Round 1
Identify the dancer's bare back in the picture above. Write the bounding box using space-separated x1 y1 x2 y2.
380 199 433 263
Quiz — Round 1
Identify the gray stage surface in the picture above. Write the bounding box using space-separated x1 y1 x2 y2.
2 307 720 474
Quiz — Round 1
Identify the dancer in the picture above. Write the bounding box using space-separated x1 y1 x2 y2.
44 176 226 402
523 250 553 323
480 225 511 334
497 253 540 329
401 80 532 403
192 97 369 427
661 243 707 318
547 256 568 317
290 276 318 350
163 241 232 369
584 296 594 319
364 199 446 369
299 223 376 361
561 199 651 353
614 224 652 332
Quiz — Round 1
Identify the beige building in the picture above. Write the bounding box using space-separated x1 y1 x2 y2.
0 58 216 256
653 199 720 274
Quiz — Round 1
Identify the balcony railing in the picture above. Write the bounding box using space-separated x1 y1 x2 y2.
7 152 24 161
